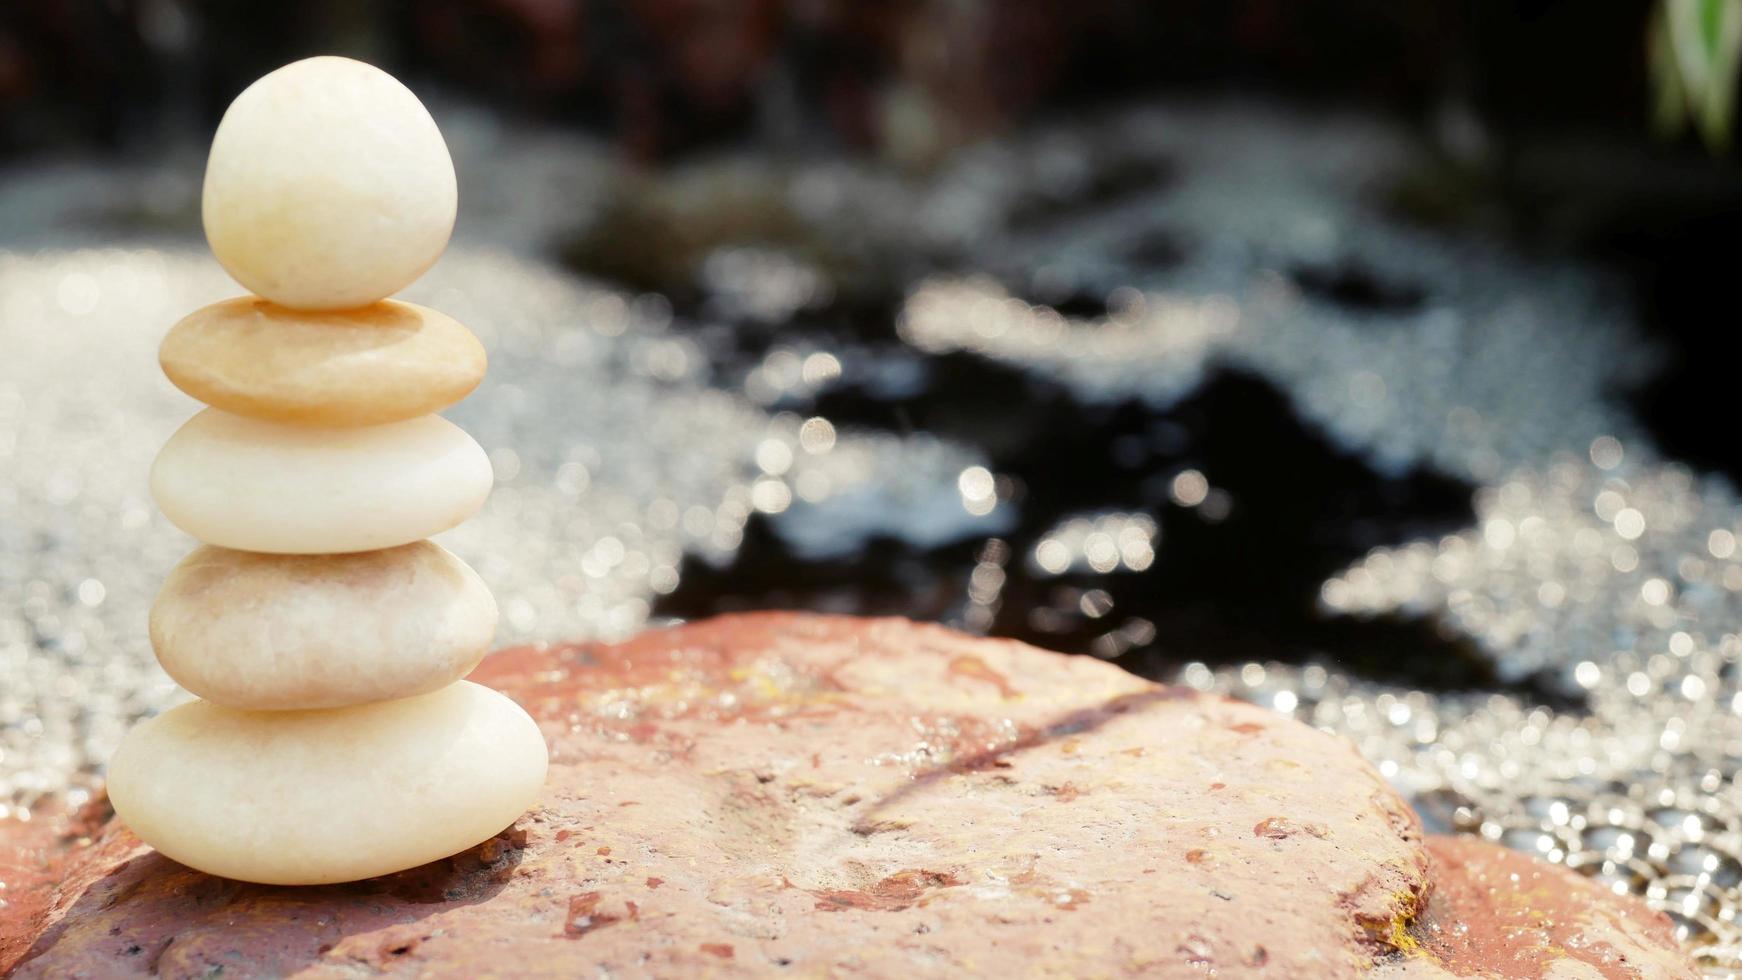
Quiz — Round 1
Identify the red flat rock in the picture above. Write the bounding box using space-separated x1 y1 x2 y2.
0 613 1697 978
1378 836 1696 979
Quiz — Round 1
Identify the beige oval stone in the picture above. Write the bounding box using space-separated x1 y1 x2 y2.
107 681 548 885
160 298 486 427
151 543 497 710
150 409 491 554
203 57 456 310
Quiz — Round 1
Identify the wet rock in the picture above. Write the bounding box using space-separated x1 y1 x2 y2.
0 614 1694 977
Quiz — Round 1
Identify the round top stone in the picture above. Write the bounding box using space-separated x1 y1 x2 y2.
202 56 457 311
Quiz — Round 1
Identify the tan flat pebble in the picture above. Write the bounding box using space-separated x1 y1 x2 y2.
106 681 547 885
160 297 485 426
151 542 497 710
203 56 456 310
150 408 491 554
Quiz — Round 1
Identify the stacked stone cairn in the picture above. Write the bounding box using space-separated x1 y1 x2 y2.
107 57 548 886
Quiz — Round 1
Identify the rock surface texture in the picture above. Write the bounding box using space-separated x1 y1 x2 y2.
0 614 1697 978
1379 836 1695 979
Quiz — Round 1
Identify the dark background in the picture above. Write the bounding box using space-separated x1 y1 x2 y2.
0 2 1671 159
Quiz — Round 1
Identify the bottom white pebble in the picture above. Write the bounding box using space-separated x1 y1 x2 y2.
107 680 548 885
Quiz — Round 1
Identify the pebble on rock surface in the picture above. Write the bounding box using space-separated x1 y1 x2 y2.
105 681 547 886
2 615 1696 977
201 56 457 310
150 408 491 554
151 543 497 710
160 297 486 426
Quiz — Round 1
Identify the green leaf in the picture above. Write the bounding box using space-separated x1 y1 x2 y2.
1652 3 1691 138
1703 0 1728 58
1661 0 1742 150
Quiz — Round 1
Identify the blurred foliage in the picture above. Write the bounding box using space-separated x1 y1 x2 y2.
1652 0 1742 150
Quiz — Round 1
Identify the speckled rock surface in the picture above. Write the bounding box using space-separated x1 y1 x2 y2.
1378 836 1697 979
0 614 1696 978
